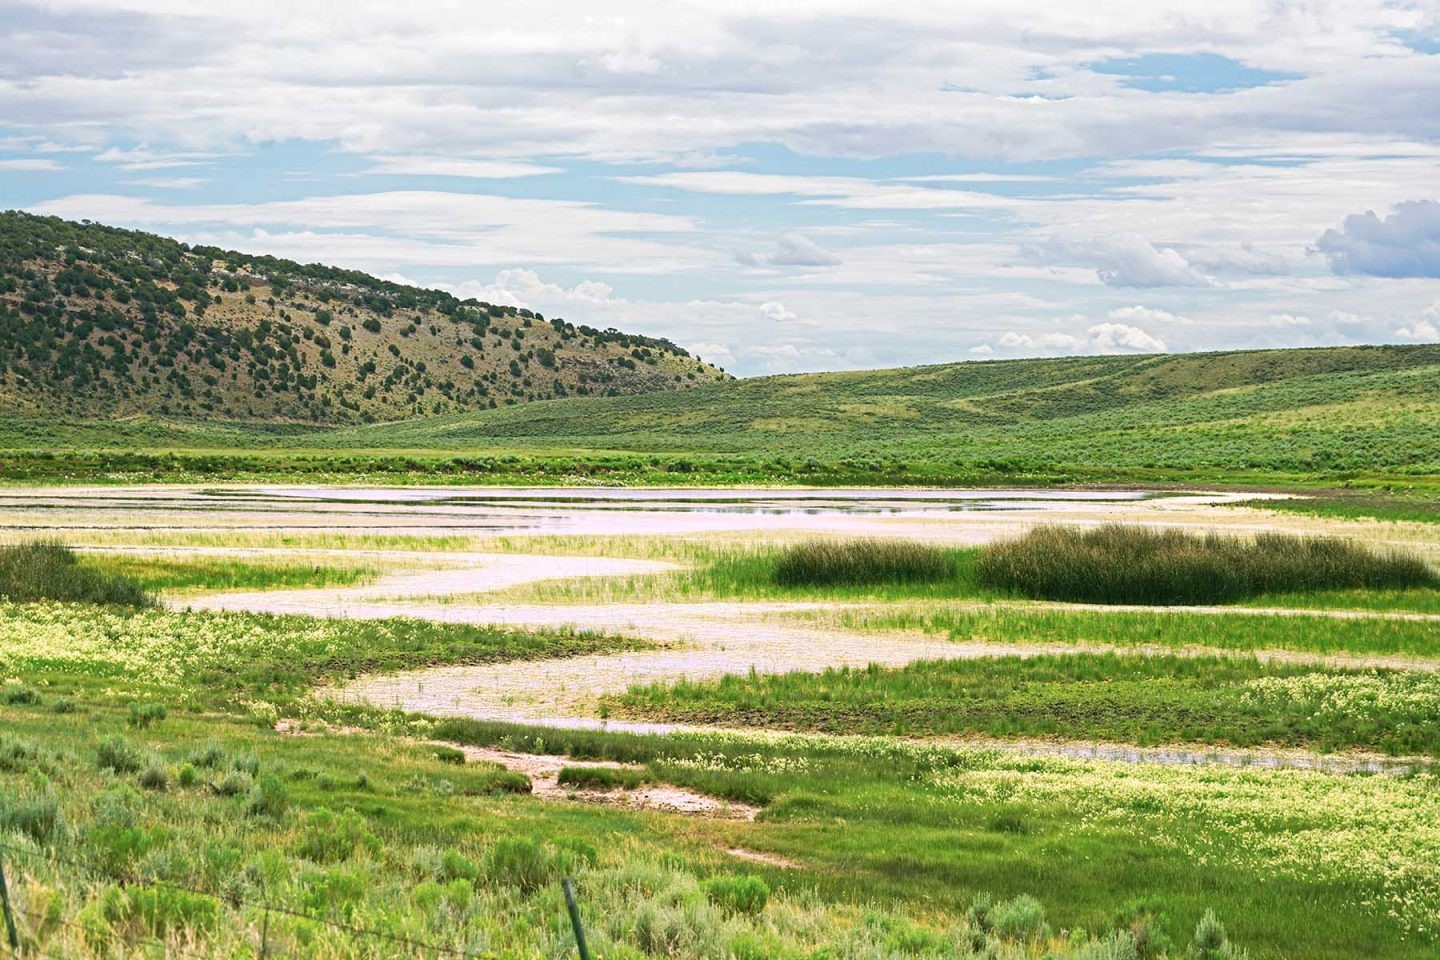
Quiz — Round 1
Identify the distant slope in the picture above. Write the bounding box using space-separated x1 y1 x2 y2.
306 344 1440 482
0 212 728 423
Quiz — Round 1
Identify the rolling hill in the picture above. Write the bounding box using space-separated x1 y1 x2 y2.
299 343 1440 485
0 212 728 424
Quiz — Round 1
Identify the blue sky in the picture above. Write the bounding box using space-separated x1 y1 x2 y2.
2 1 1439 375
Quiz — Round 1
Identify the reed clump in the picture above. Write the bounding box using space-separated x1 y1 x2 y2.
976 524 1438 605
773 538 956 588
0 540 154 606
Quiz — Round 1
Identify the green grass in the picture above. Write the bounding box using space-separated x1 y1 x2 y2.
555 765 649 790
4 343 1440 488
0 541 153 606
0 700 1275 960
975 525 1438 605
611 652 1440 755
820 604 1440 659
0 602 643 710
82 554 378 593
773 538 957 588
1239 493 1440 525
422 716 1440 957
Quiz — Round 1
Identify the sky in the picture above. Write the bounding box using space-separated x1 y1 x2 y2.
2 2 1440 376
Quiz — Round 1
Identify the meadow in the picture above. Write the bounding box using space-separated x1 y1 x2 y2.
2 496 1440 959
3 343 1440 489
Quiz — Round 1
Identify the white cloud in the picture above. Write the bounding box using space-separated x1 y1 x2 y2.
1396 302 1440 341
27 191 713 273
1025 234 1214 288
365 156 562 179
737 233 842 267
1085 322 1167 353
1316 199 1440 278
758 301 798 324
0 158 62 172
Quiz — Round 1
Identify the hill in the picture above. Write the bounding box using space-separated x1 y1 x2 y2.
0 212 728 424
299 343 1440 486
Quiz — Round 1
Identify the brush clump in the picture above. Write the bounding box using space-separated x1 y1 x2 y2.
977 524 1438 605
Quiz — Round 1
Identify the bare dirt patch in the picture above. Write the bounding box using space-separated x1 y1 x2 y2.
455 744 758 820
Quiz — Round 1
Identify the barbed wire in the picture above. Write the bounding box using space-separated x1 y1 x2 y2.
0 839 501 959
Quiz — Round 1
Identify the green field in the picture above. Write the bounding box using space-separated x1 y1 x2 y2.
3 343 1440 489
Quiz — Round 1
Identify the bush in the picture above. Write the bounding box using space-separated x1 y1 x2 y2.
295 808 377 862
137 760 169 791
96 736 145 774
976 525 1439 605
127 702 168 728
0 541 153 606
773 539 955 588
1187 910 1249 960
483 836 595 894
0 773 63 843
702 874 769 916
1 683 41 706
50 696 77 714
211 771 252 798
0 734 49 773
247 774 289 819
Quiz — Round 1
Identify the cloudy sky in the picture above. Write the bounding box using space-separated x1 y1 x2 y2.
3 1 1440 375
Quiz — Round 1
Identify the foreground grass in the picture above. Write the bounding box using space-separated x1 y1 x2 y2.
418 717 1440 956
0 602 642 711
610 652 1440 756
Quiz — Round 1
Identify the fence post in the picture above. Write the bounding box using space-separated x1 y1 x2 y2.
0 851 20 954
561 877 590 960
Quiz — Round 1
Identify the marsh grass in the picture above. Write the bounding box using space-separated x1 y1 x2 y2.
977 525 1437 605
611 653 1440 755
84 555 379 594
0 541 153 607
773 539 958 588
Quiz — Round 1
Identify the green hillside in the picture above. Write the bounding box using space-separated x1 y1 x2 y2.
0 212 727 424
4 342 1436 488
293 343 1440 485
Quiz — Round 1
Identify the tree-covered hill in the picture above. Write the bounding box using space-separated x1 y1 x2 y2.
0 212 728 423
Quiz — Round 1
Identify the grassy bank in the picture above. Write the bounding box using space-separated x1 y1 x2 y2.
610 652 1440 755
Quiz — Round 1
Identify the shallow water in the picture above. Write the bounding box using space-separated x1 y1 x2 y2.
0 484 1181 539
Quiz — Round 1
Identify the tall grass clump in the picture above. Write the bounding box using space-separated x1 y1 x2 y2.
773 538 955 588
977 525 1439 605
0 541 153 606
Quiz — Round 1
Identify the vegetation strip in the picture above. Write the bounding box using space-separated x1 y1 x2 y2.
610 652 1440 756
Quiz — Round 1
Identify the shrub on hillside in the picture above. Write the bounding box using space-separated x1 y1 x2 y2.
977 525 1438 605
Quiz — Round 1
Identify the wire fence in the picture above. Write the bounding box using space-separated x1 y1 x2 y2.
0 839 591 959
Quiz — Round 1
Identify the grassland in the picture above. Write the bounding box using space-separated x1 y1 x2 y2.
3 343 1440 490
3 507 1440 957
611 652 1440 755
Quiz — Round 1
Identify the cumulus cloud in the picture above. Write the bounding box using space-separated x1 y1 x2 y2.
758 301 798 323
1395 302 1440 341
1316 200 1440 278
990 319 1167 355
1025 234 1214 288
